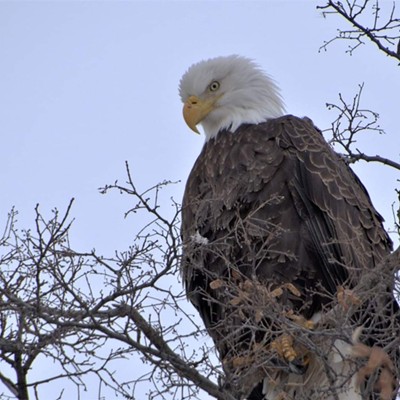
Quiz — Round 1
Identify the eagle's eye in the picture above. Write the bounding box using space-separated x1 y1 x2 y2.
209 81 220 92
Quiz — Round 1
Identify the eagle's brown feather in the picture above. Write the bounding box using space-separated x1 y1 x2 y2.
181 115 396 399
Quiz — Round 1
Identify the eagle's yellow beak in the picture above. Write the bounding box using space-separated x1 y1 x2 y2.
183 95 217 134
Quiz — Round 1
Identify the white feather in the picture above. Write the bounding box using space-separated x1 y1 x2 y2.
179 55 285 140
190 230 209 245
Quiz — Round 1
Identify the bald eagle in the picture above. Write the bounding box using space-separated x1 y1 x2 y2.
179 55 399 400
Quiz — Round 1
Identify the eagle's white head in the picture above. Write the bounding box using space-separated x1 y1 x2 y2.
179 55 285 140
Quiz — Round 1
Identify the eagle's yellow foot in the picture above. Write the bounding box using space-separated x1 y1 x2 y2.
352 341 395 400
270 333 310 375
270 309 314 373
271 333 297 363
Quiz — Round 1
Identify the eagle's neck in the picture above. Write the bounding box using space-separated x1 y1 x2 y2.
201 93 285 140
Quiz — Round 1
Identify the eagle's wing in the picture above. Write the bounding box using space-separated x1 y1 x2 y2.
182 115 391 327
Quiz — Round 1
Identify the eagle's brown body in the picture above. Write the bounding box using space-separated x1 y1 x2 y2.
181 115 398 399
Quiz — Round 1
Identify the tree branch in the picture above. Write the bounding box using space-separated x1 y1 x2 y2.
318 0 400 62
324 83 400 171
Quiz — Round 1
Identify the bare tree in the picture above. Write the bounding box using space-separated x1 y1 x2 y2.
0 2 399 399
321 83 400 171
1 159 398 400
317 0 400 63
0 167 236 400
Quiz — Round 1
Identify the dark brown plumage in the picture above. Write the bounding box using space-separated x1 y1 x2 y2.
181 115 398 399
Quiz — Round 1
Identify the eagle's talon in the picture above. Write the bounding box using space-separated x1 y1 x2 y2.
288 359 308 375
271 334 296 363
271 337 308 376
270 309 315 368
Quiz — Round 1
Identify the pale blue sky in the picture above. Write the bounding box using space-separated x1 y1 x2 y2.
0 1 399 399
